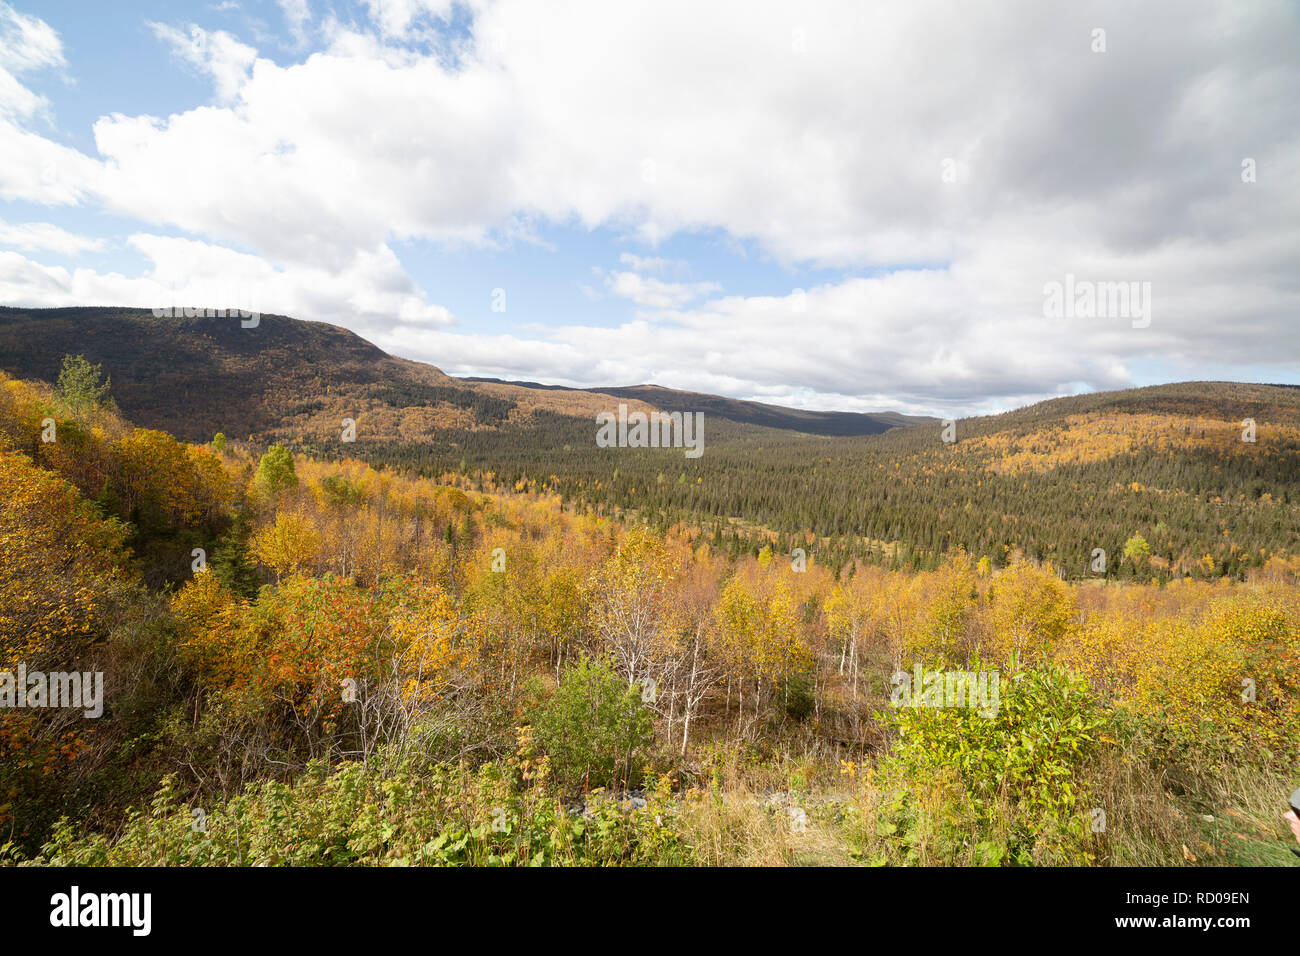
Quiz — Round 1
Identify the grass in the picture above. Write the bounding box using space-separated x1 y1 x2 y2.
667 743 1300 867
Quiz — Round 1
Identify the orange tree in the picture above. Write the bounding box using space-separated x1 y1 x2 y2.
254 574 388 752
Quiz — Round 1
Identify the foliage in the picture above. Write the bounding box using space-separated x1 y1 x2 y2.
0 451 128 666
986 561 1076 663
528 657 654 792
878 663 1108 865
54 354 113 415
716 576 811 691
210 516 261 598
0 361 1297 867
255 445 298 495
1123 533 1151 566
25 759 691 867
250 512 319 579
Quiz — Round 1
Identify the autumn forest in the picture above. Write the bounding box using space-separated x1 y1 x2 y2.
1 338 1298 868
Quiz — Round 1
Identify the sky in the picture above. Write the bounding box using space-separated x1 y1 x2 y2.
0 0 1297 418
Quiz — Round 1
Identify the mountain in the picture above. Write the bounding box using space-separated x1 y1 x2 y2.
462 379 931 436
0 306 930 442
0 305 460 441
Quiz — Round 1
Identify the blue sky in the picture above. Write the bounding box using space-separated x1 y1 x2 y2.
2 1 1298 416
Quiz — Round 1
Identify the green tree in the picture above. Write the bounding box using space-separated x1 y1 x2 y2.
1123 533 1151 566
211 515 260 598
212 432 227 453
55 354 113 414
255 444 298 494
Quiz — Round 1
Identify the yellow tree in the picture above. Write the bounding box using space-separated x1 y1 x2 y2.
0 451 128 667
250 512 320 581
369 581 473 764
716 574 811 727
987 561 1077 664
588 528 683 689
906 551 980 664
824 581 868 700
170 570 258 692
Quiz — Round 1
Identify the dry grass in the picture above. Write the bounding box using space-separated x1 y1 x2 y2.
668 740 1300 867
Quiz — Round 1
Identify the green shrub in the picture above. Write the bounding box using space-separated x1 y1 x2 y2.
21 756 692 867
876 662 1108 865
528 657 654 793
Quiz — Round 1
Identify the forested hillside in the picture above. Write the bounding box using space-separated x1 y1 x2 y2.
1 360 1298 868
311 381 1300 580
1 308 1297 582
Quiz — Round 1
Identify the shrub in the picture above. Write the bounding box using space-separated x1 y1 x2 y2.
877 662 1107 865
529 657 653 792
1126 596 1300 768
23 757 690 867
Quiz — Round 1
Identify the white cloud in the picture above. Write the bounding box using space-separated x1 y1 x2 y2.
0 122 100 203
0 0 1296 412
0 0 63 119
0 249 160 307
362 0 461 39
83 1 1294 275
605 271 721 309
0 218 103 255
0 4 97 204
277 0 311 45
88 39 518 269
0 236 452 331
148 21 258 102
0 2 62 75
367 237 1300 416
618 253 678 274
